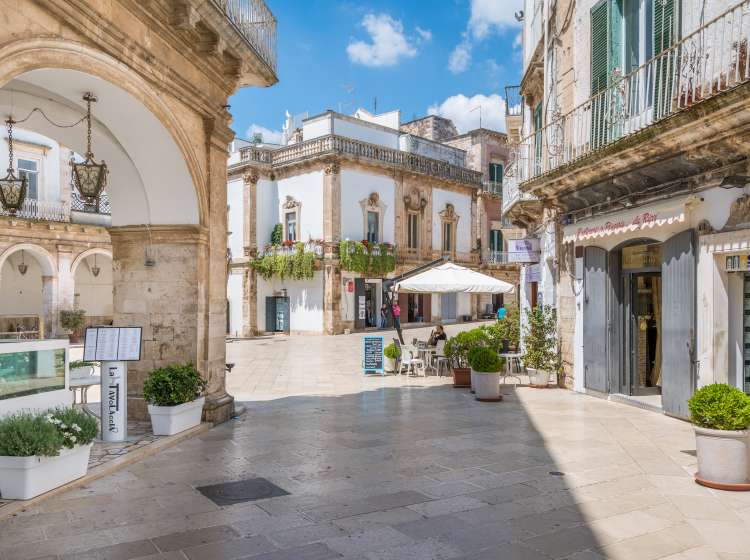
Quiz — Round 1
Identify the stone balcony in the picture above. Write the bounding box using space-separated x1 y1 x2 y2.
0 192 112 227
236 135 484 187
513 1 750 216
167 0 277 87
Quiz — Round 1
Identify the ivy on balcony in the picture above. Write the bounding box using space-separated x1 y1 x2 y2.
251 241 319 280
339 240 396 276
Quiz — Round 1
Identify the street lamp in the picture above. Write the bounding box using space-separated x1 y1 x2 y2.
17 250 27 276
0 118 27 215
91 254 100 278
71 93 108 204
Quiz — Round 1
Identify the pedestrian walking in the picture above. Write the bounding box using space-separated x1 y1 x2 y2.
379 304 388 329
496 304 507 321
392 302 401 329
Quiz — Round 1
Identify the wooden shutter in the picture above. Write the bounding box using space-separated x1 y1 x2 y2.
591 0 609 150
661 229 696 419
654 0 676 119
583 246 609 393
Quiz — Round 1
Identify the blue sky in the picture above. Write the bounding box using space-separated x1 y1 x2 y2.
229 0 524 143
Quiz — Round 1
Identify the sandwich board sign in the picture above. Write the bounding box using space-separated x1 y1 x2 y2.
363 335 384 376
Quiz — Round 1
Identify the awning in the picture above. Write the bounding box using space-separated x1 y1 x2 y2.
394 262 514 294
562 199 687 243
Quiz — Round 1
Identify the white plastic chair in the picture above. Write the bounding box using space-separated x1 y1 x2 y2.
433 340 450 377
398 345 425 376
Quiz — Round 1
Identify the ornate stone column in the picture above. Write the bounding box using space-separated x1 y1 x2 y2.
55 245 74 337
242 173 258 337
243 266 257 336
323 162 342 334
41 275 56 339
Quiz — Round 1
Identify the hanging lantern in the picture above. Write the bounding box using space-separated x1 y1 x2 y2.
71 93 108 204
91 254 100 278
17 250 27 276
0 118 27 215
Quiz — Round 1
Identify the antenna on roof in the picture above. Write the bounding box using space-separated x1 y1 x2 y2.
470 105 482 129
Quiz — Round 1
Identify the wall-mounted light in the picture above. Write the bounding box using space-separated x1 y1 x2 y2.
91 254 101 278
17 250 27 276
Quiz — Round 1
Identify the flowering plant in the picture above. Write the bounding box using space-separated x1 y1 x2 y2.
45 408 97 449
0 408 97 457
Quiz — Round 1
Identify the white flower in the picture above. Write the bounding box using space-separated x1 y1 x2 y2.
59 423 67 429
69 435 76 443
72 423 82 432
63 432 71 438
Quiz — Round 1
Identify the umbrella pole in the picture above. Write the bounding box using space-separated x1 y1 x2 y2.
383 289 404 345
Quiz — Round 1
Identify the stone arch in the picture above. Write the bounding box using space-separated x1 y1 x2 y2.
0 243 56 276
70 247 113 276
0 38 205 226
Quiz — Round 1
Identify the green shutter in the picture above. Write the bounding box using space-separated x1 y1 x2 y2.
654 0 676 119
533 102 543 174
591 0 609 150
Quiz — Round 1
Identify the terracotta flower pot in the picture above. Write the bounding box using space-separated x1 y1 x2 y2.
453 367 470 388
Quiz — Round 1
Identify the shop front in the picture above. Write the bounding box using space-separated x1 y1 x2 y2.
566 197 699 417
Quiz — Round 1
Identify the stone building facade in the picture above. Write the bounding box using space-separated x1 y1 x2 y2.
227 110 520 336
503 0 750 417
1 0 278 421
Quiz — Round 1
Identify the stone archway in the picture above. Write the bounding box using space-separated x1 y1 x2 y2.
0 243 57 338
71 249 113 330
0 41 233 421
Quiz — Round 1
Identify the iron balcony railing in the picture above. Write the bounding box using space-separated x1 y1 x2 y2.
239 135 484 187
258 241 324 258
0 199 69 222
515 0 750 186
70 190 111 215
505 85 522 117
482 180 502 195
211 0 277 73
502 161 538 215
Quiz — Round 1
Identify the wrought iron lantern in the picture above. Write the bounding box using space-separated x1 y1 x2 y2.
71 93 108 204
91 254 100 278
17 250 27 276
0 118 27 215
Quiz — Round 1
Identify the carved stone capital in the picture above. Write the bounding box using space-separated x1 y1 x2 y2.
243 173 259 185
325 162 340 175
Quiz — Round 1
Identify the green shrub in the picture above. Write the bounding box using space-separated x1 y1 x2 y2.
468 347 503 373
522 305 558 371
445 328 489 368
60 309 86 331
70 360 97 370
338 240 396 276
46 408 98 449
0 413 63 457
270 223 283 245
251 243 315 280
384 343 401 360
143 363 207 407
483 308 521 351
688 384 750 431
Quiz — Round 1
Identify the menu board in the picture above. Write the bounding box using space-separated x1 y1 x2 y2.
83 327 142 362
363 336 384 375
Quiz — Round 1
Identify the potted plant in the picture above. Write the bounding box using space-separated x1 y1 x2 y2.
59 309 86 343
384 343 401 373
143 363 208 436
0 408 97 500
70 360 97 379
445 328 488 388
469 347 504 402
689 384 750 489
522 305 557 387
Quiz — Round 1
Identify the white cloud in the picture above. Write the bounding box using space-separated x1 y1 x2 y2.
448 40 472 74
245 124 282 144
428 93 507 134
415 26 432 42
347 14 423 67
468 0 523 39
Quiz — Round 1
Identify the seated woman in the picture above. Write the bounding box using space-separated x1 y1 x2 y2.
427 325 447 346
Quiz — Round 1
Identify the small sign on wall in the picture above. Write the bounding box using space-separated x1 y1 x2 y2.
725 253 750 272
358 296 366 320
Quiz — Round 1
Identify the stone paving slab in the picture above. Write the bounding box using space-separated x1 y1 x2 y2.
4 329 750 559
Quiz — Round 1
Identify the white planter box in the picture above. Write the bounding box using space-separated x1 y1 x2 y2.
384 357 397 373
148 396 205 436
470 369 478 393
474 372 501 401
0 443 92 500
695 426 750 485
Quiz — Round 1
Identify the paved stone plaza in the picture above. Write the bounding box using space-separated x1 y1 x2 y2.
4 327 750 559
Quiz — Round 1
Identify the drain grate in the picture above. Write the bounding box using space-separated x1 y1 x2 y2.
197 477 290 506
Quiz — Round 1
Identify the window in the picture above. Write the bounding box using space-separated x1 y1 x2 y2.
17 159 38 200
442 222 453 252
284 211 297 242
490 229 503 252
367 211 379 243
489 163 503 184
407 213 419 249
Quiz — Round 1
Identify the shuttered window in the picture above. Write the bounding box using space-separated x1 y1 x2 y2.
653 0 676 119
591 0 624 149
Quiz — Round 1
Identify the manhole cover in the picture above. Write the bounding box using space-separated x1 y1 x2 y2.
197 477 290 506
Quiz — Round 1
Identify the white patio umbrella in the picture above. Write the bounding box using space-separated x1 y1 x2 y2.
394 262 514 294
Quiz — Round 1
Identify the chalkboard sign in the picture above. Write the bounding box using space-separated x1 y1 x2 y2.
363 336 384 375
